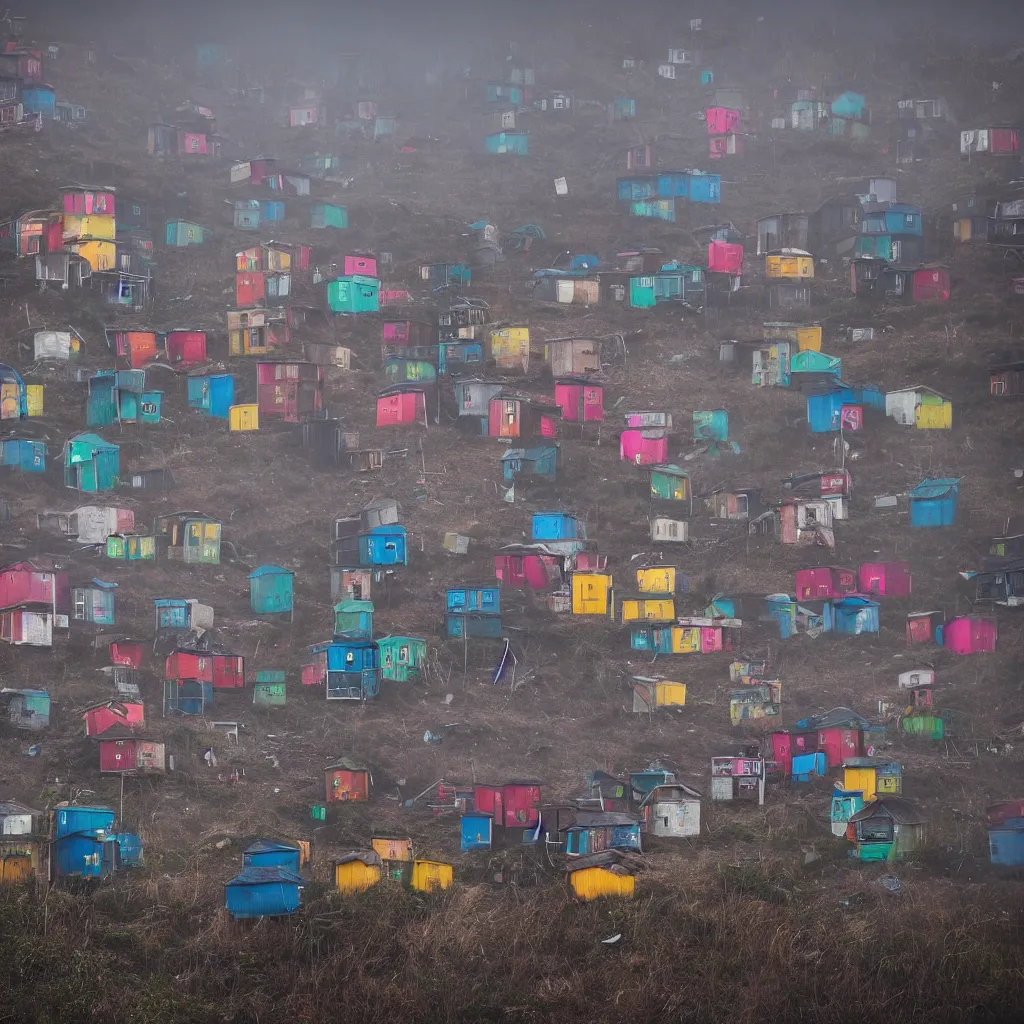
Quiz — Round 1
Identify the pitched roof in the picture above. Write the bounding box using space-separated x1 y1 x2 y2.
849 797 923 825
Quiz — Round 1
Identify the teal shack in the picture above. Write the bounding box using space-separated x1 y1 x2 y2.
378 635 427 681
693 408 728 442
327 275 380 314
909 478 960 528
383 357 437 385
64 433 120 492
311 203 348 229
187 374 235 419
485 131 529 155
71 579 117 625
333 599 373 638
87 371 162 426
0 439 46 473
165 220 209 247
248 565 294 621
253 670 287 707
501 446 559 483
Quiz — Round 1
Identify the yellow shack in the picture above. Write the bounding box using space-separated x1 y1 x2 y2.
567 851 637 901
635 565 678 594
334 851 383 895
489 327 531 371
763 321 822 352
229 404 260 431
765 248 814 279
571 571 613 616
411 859 453 893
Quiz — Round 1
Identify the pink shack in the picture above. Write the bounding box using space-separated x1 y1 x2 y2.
943 616 997 654
859 561 911 597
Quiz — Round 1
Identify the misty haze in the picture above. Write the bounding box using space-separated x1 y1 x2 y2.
0 1 1022 1022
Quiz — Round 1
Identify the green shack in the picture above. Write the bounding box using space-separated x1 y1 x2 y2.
649 464 691 511
378 635 427 682
253 671 286 707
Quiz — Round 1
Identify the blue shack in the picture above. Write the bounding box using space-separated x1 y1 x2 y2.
359 525 407 566
806 387 883 433
52 806 122 880
71 579 117 625
187 374 235 419
64 433 120 492
225 866 304 919
447 586 501 616
909 478 960 527
792 752 827 782
0 439 45 472
261 200 285 222
485 132 529 155
563 812 642 855
248 565 294 620
23 84 56 119
55 806 116 837
501 446 558 482
53 830 121 879
531 512 586 554
113 832 144 867
990 825 1024 866
446 586 502 638
163 679 213 715
656 171 721 203
830 595 880 635
309 636 381 700
617 176 658 201
438 340 485 375
154 597 210 631
460 813 493 852
243 839 303 872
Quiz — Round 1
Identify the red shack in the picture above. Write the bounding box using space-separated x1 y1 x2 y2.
859 561 911 597
488 393 559 441
97 724 166 773
0 561 69 616
770 726 862 775
474 781 542 830
82 699 145 737
911 267 950 302
708 240 743 274
164 330 207 367
554 377 604 422
257 361 324 423
165 651 245 688
325 759 372 802
794 566 857 600
376 385 428 427
494 546 564 590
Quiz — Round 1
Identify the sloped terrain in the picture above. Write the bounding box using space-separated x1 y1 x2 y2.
1 3 1024 1022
